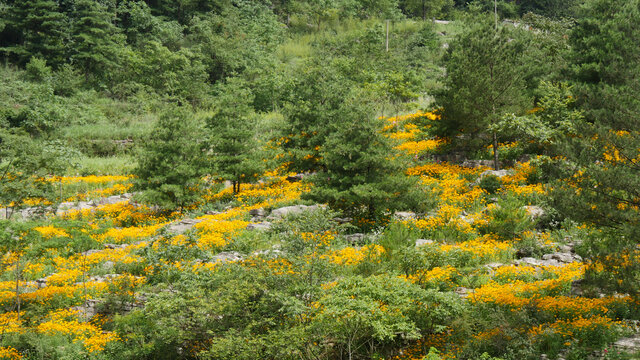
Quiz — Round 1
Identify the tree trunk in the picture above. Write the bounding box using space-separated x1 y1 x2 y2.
493 131 499 171
14 254 20 321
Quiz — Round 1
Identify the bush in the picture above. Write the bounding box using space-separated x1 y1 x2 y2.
478 174 502 194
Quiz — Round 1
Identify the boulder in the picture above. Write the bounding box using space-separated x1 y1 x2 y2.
479 169 513 179
249 208 266 218
614 335 640 352
515 257 561 267
415 239 434 247
268 204 321 219
345 233 365 244
461 159 495 168
246 222 272 231
166 218 203 235
542 252 582 264
394 211 416 220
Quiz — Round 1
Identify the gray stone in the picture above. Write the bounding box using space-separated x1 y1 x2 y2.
515 257 561 267
415 239 434 247
461 159 495 168
246 222 272 231
210 251 243 263
249 208 266 217
166 218 203 234
479 169 513 179
268 204 321 219
485 262 504 269
614 335 640 352
454 287 473 298
395 211 416 220
542 252 581 264
333 217 352 224
345 233 365 244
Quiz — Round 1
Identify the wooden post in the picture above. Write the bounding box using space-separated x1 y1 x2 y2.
385 20 389 52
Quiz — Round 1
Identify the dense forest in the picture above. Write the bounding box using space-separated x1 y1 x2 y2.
1 0 640 359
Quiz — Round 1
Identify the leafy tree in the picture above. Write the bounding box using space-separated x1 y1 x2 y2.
304 89 414 226
436 15 531 169
550 0 640 295
134 106 207 211
0 130 67 219
310 274 462 359
493 81 580 153
207 79 264 194
401 0 453 20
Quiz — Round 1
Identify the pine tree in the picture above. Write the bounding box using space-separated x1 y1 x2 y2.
134 107 207 211
69 0 123 79
207 79 264 193
436 15 531 169
551 0 640 295
304 89 414 228
7 0 67 66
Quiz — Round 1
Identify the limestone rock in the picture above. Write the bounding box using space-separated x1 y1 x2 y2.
415 239 434 247
268 204 321 219
246 222 272 231
395 211 416 220
166 218 203 235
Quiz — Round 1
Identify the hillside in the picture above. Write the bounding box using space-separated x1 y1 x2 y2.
1 1 640 359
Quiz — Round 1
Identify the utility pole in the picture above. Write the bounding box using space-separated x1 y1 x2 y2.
386 20 389 52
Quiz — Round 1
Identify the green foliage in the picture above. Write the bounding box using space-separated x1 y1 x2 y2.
134 106 207 211
303 89 415 228
478 174 502 194
436 14 532 160
24 56 52 82
550 0 640 295
207 78 264 193
69 0 125 82
311 274 462 359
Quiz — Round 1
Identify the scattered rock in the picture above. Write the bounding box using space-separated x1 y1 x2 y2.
454 287 473 298
80 249 103 256
103 243 128 250
205 210 221 215
209 251 243 263
515 257 561 267
484 262 504 269
558 244 573 253
345 233 365 244
166 218 203 235
614 335 640 352
102 261 115 271
286 174 305 182
246 222 272 231
542 252 582 264
461 159 495 168
415 239 434 247
395 211 416 220
333 217 352 225
249 208 266 217
479 169 513 179
268 204 321 219
523 205 545 220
